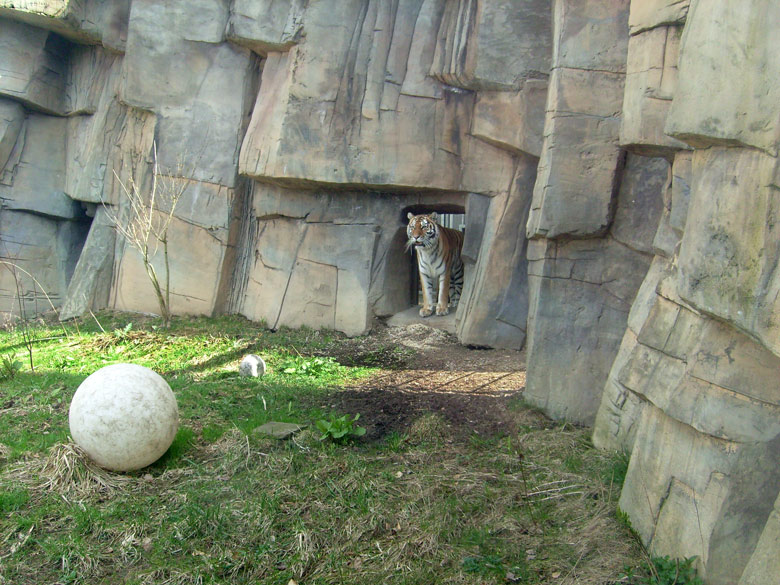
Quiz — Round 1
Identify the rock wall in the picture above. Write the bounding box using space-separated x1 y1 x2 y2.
0 0 547 346
532 1 779 584
1 2 779 582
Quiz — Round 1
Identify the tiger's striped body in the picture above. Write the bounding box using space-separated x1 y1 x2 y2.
406 212 464 317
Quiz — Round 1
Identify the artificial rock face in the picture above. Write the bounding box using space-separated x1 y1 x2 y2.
588 2 780 584
520 1 780 582
0 0 547 347
2 2 779 580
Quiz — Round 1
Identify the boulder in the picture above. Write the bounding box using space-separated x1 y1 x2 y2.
69 363 179 471
239 354 266 377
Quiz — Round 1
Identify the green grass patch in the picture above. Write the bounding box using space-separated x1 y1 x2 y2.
0 313 646 584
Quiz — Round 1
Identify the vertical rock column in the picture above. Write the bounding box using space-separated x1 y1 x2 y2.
592 2 780 583
107 0 257 318
431 0 551 350
593 0 692 452
0 19 85 319
523 0 667 425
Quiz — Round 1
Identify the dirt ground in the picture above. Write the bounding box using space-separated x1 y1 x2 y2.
321 321 534 441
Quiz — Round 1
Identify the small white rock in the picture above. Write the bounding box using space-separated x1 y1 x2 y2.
239 354 266 377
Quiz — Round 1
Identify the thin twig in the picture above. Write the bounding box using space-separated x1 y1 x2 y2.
89 310 106 333
104 140 192 328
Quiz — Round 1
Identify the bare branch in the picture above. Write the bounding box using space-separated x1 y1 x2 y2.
101 140 194 327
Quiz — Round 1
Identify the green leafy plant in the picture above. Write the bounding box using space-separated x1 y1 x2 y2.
113 321 134 340
0 354 23 381
315 413 366 443
625 555 703 585
462 553 528 582
279 355 342 377
616 506 634 532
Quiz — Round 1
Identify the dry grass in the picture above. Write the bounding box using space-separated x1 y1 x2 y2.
8 442 135 499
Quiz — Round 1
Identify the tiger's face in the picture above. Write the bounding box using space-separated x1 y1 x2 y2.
406 212 439 250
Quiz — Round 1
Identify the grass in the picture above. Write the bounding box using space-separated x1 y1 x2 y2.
0 312 650 584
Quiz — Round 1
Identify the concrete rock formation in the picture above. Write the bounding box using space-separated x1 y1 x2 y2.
0 2 778 582
0 0 547 345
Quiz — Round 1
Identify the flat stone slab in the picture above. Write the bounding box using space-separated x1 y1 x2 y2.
253 422 307 440
387 306 457 334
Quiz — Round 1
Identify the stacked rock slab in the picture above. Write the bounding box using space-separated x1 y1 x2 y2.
0 0 253 324
0 18 90 320
590 1 780 584
522 0 670 425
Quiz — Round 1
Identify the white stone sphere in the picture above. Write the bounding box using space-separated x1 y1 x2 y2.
69 363 179 471
239 354 266 377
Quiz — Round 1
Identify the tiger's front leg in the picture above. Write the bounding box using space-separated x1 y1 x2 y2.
435 272 451 316
419 275 435 317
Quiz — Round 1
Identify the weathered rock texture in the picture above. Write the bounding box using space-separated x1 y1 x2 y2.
588 2 779 584
1 2 778 582
0 0 546 347
521 1 780 582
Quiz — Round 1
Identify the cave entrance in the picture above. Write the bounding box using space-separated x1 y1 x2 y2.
400 204 466 315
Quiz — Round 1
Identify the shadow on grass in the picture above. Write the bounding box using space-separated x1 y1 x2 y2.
329 384 537 443
0 333 70 356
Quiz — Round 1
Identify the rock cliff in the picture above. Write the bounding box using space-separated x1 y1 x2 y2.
0 1 778 582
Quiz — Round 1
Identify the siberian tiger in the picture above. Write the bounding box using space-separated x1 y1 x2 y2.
406 212 464 317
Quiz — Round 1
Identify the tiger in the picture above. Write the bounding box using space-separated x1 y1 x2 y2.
406 212 465 317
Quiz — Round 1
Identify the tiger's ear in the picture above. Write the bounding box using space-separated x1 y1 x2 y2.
429 211 439 222
407 212 414 220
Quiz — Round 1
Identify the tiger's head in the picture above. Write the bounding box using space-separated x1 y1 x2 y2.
406 212 439 251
